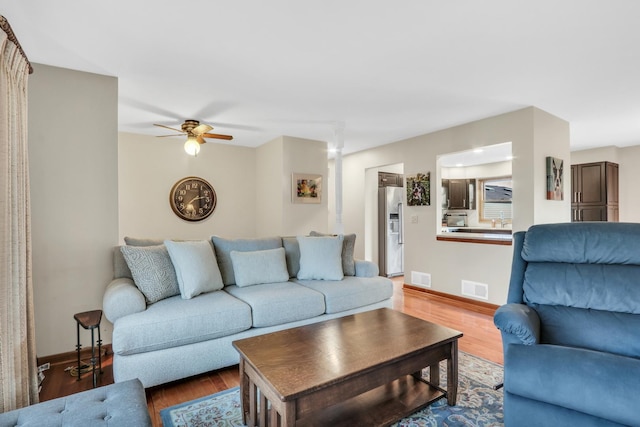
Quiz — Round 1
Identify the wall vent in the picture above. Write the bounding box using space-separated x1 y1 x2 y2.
411 271 431 288
461 280 489 300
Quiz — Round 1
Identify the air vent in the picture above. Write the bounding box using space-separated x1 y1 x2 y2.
411 271 431 288
461 280 489 300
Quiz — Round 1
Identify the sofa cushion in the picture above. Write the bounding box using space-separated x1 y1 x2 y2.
124 236 165 246
230 247 290 287
296 276 393 314
523 262 640 314
112 290 252 355
224 282 326 327
211 236 283 285
521 222 640 265
120 245 180 304
165 240 224 298
113 246 133 280
282 236 301 278
528 304 640 358
505 344 640 426
297 235 344 281
309 231 356 276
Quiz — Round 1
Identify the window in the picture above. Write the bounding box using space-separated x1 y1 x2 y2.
479 177 512 223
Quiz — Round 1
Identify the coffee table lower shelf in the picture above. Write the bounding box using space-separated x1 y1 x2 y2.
249 374 446 427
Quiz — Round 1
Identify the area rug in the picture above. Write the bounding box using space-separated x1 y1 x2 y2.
160 352 504 427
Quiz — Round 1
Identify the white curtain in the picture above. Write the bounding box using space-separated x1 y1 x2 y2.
0 16 38 411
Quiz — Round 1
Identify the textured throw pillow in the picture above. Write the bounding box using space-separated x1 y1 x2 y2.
297 235 344 281
230 247 290 287
164 240 224 299
309 231 356 276
120 245 180 304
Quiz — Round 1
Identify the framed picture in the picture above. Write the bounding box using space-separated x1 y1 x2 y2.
406 172 430 206
292 173 322 204
546 156 564 201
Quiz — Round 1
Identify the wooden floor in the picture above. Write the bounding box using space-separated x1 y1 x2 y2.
39 278 502 426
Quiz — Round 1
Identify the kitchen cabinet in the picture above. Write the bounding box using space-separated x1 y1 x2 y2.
442 179 476 209
378 172 403 187
571 161 618 222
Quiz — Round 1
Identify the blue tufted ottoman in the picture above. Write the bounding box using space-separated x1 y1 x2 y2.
0 378 151 427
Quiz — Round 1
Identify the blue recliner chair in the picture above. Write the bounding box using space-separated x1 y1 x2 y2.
494 222 640 426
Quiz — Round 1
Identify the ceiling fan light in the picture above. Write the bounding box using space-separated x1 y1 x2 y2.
184 136 200 156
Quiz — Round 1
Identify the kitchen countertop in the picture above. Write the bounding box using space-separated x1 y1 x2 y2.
438 226 513 245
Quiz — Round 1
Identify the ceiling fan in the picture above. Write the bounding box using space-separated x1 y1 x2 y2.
154 119 233 156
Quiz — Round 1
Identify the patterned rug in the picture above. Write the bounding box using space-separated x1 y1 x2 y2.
160 352 504 427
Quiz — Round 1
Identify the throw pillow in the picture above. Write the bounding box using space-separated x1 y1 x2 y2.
309 231 356 276
297 235 344 281
164 240 224 299
211 236 283 285
120 245 180 304
230 247 290 287
116 237 167 279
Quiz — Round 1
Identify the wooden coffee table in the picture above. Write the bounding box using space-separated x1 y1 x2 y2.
232 308 463 427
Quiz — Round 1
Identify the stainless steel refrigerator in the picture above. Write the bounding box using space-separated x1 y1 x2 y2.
378 186 404 277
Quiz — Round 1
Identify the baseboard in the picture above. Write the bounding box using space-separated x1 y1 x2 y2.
403 285 498 317
37 344 112 367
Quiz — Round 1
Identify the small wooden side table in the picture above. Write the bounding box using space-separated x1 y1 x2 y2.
74 309 103 388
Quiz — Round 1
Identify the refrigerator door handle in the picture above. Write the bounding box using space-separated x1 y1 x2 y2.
398 202 404 244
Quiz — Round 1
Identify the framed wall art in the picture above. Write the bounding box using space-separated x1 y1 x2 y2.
292 173 322 204
546 156 564 201
406 172 430 206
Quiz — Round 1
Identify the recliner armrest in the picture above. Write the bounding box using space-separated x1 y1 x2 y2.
494 303 540 345
354 259 379 277
103 278 146 323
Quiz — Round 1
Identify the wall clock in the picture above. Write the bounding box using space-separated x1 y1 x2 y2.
169 176 217 221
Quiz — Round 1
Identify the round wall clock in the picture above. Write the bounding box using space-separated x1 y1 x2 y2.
169 176 217 221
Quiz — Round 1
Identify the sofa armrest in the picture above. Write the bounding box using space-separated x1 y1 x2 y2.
103 278 146 323
494 303 540 345
354 259 379 277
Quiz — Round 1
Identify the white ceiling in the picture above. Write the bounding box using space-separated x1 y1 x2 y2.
439 142 512 168
2 1 640 156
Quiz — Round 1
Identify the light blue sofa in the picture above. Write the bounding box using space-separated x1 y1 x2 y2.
494 222 640 426
103 235 393 388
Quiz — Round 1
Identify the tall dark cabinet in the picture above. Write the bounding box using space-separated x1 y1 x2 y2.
442 179 476 210
571 161 618 222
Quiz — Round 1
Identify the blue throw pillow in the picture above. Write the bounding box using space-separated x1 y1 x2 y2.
296 235 344 281
164 240 224 299
230 247 290 287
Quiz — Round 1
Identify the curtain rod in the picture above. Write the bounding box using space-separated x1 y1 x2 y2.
0 15 33 74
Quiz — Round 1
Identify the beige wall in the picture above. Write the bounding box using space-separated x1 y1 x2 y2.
29 64 119 357
118 132 256 240
27 64 577 355
256 137 285 235
332 107 570 305
255 135 328 236
281 136 328 236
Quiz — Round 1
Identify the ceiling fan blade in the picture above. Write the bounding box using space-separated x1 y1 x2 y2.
192 124 214 135
203 133 234 141
154 123 185 133
196 135 206 144
157 134 185 138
